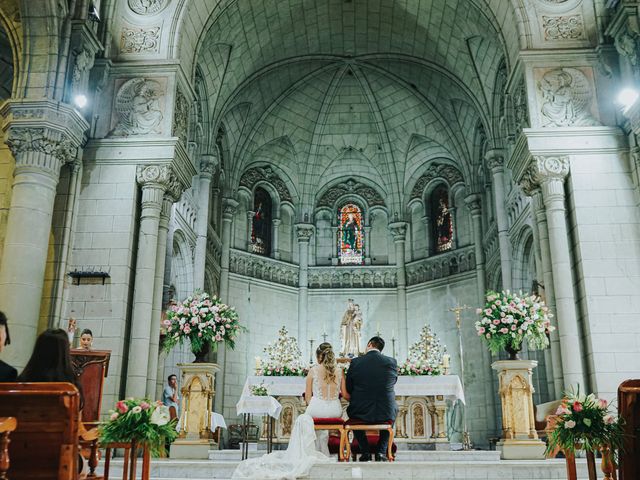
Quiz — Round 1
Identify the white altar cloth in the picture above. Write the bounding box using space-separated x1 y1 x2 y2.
236 394 283 418
240 374 465 405
177 411 227 432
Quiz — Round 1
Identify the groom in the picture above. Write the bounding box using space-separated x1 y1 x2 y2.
345 336 398 462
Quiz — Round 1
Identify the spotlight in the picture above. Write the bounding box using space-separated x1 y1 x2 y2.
74 94 88 109
617 88 639 112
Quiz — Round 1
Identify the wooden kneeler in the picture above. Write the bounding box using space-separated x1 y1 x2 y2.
312 418 347 461
344 421 394 461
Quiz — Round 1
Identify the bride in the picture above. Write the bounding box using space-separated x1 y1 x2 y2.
232 342 348 479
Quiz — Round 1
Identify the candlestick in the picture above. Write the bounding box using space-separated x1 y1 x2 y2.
254 356 262 374
309 339 315 364
391 337 396 358
448 304 472 450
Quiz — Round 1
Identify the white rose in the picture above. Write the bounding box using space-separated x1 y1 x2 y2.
564 420 576 429
150 405 171 426
131 406 142 414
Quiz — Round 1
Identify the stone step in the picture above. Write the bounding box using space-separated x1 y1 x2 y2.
102 457 591 480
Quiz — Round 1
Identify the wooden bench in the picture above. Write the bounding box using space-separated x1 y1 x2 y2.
344 420 395 461
0 383 80 479
312 417 347 461
0 417 17 479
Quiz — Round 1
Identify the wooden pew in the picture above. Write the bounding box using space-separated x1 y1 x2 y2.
0 383 80 479
618 379 640 480
0 417 17 479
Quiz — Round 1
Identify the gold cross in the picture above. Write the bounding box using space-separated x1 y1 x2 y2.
448 304 471 330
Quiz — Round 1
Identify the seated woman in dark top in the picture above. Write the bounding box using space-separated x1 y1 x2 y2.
0 312 16 381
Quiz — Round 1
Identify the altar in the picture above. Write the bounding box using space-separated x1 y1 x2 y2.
241 375 465 449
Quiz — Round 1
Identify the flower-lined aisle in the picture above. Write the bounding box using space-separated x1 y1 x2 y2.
255 326 308 376
399 324 447 376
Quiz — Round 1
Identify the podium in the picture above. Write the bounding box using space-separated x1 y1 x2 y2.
70 349 111 423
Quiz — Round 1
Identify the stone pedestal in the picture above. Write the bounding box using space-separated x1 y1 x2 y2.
492 359 546 460
171 362 219 459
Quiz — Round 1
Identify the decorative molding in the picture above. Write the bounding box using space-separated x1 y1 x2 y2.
520 155 570 194
409 163 464 201
5 127 78 175
230 249 299 287
388 221 408 242
239 165 293 203
120 26 161 54
110 78 165 136
542 15 585 41
317 178 385 208
295 223 314 242
405 246 476 286
172 88 189 144
537 67 600 127
513 79 530 137
128 0 169 15
136 164 181 201
222 198 239 218
308 265 397 289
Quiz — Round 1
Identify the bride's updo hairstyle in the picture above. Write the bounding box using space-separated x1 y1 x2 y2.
316 342 337 384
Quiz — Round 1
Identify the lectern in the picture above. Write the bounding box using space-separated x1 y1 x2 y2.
70 349 111 423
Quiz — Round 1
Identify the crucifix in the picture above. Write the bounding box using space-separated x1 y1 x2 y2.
321 332 328 343
448 304 472 451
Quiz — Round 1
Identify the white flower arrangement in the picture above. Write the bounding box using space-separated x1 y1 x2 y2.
256 326 308 376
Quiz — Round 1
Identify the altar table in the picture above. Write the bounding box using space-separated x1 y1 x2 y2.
240 375 464 448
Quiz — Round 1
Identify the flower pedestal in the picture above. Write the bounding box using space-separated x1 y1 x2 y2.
492 359 546 460
170 362 220 459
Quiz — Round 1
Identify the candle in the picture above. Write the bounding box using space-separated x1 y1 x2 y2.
442 354 450 368
255 356 262 371
376 321 380 333
391 329 395 338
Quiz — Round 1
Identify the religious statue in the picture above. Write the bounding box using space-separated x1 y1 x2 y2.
435 196 452 251
111 78 164 136
340 299 362 357
342 213 359 251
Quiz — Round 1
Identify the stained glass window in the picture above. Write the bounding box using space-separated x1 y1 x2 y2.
251 187 272 256
338 203 364 265
432 186 453 252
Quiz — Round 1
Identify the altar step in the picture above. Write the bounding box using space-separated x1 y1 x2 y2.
102 456 591 480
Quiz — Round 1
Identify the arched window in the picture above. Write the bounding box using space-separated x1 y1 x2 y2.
431 185 453 253
251 187 272 256
338 203 364 265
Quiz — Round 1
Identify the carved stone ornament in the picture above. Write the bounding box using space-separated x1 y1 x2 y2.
136 164 172 186
513 80 530 135
486 151 505 172
172 88 189 144
71 48 94 90
200 157 217 176
222 198 239 217
542 15 585 41
110 78 164 137
388 222 408 241
239 165 293 203
5 127 78 166
614 28 640 67
405 245 476 286
120 26 161 54
128 0 169 15
295 224 314 241
317 178 385 208
520 156 570 194
537 67 600 127
409 163 464 201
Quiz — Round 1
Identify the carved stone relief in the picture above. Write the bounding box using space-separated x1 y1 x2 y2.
120 26 161 54
6 127 78 166
614 27 640 67
413 403 425 437
409 163 464 201
110 78 165 136
71 48 94 91
239 166 293 203
513 80 530 136
172 88 189 144
128 0 169 15
542 15 584 41
405 246 476 286
536 67 600 127
317 178 385 208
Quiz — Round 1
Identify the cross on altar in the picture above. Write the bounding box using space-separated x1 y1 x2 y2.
321 332 328 343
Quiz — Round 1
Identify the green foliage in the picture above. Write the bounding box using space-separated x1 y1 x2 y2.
99 398 178 457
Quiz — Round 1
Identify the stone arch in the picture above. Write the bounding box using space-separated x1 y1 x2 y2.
171 229 194 300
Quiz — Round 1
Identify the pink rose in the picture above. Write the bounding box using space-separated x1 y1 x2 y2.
116 401 128 414
556 405 570 415
485 333 491 339
478 327 485 334
163 319 171 326
493 319 500 325
511 324 517 331
500 328 509 334
604 414 616 425
140 401 150 410
110 412 119 421
572 401 583 413
183 325 191 334
198 332 203 337
598 399 608 409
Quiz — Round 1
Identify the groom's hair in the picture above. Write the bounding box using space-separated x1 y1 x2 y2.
368 336 385 352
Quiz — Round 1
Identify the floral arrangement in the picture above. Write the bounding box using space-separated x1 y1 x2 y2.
99 398 178 456
250 383 269 396
475 290 555 355
399 324 445 376
546 390 624 456
255 326 308 376
161 292 244 356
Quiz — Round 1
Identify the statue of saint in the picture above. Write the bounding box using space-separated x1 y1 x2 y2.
340 299 362 357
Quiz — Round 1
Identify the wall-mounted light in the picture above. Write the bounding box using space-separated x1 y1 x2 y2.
617 88 639 112
74 94 88 109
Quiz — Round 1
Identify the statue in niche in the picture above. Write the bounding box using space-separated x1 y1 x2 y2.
340 299 362 357
342 213 359 250
111 78 164 136
538 67 600 127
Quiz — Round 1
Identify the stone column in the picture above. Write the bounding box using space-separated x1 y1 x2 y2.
529 189 562 398
193 156 217 290
389 222 408 355
126 165 178 398
246 211 255 251
146 189 181 397
422 215 431 256
0 101 87 369
296 224 314 358
521 156 585 389
486 149 512 288
215 197 238 413
272 218 282 259
464 194 497 435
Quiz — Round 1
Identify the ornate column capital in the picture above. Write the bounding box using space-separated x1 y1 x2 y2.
295 223 314 242
485 149 505 173
200 154 218 179
388 221 408 242
222 197 239 220
272 218 282 227
464 193 482 215
520 155 570 195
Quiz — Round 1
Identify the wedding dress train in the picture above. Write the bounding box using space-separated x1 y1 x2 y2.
231 366 342 479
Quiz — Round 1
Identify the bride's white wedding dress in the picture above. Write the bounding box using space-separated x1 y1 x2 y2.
231 365 343 479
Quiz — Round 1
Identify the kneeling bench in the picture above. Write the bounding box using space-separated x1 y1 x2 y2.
344 420 395 461
312 417 347 461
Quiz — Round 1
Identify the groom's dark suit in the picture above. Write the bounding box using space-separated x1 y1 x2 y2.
346 349 398 456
